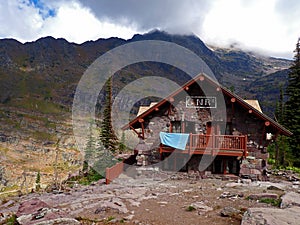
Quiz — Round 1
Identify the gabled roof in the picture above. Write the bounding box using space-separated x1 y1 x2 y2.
122 73 292 136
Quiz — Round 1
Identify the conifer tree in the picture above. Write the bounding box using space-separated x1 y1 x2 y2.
100 77 119 153
275 86 285 123
35 171 41 191
119 131 126 153
284 38 300 166
83 120 96 172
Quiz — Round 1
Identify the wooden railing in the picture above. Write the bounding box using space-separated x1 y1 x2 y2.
160 134 247 157
105 162 124 184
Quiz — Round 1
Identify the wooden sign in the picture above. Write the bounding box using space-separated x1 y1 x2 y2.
186 96 217 108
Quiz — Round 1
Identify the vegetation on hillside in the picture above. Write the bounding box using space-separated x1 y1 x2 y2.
284 38 300 166
268 38 300 167
100 77 119 153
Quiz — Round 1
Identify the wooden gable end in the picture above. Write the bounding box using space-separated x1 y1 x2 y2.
122 73 292 137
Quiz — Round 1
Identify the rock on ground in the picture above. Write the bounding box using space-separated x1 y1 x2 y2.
280 192 300 208
241 207 300 225
16 198 79 225
220 207 240 217
248 193 279 200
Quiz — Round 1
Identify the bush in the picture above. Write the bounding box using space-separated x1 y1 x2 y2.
186 205 196 211
2 214 19 225
259 198 281 207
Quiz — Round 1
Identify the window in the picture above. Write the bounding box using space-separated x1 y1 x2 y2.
171 121 181 133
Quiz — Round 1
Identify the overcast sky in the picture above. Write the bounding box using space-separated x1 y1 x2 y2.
0 0 299 59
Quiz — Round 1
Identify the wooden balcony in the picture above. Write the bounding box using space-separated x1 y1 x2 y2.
159 134 247 157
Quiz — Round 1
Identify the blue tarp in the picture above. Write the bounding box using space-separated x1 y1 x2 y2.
159 132 190 150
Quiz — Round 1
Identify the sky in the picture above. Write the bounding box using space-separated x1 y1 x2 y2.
0 0 299 59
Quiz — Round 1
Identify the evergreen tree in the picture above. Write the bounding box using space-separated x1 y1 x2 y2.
93 141 115 177
100 77 119 153
275 86 285 123
83 120 96 172
35 171 41 191
284 38 300 166
119 131 127 153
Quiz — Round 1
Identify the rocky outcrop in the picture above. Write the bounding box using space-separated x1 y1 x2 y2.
242 192 300 225
241 207 300 225
280 192 300 208
16 198 80 225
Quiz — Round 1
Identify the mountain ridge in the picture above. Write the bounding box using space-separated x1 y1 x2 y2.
0 30 292 115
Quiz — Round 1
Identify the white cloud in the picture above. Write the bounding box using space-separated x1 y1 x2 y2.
0 0 44 41
0 0 139 43
201 0 299 58
0 0 299 58
40 1 138 43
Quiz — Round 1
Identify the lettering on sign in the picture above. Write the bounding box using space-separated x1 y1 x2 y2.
186 96 217 108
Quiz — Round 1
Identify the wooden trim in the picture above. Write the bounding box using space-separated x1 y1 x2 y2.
160 134 247 157
140 121 145 139
122 73 292 136
130 126 142 138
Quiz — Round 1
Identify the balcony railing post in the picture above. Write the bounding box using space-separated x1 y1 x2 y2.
189 133 192 155
106 167 110 184
212 135 214 150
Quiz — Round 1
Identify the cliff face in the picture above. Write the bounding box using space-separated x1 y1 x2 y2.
0 31 291 190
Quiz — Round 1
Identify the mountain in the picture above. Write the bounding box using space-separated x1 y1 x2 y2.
0 30 292 189
0 30 291 113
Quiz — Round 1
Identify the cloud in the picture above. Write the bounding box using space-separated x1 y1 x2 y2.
40 1 138 43
0 0 44 41
0 0 138 43
0 0 298 58
201 0 299 58
75 0 299 58
77 0 213 35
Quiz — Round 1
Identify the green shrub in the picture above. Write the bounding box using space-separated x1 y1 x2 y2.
186 205 196 211
2 214 19 225
259 198 281 207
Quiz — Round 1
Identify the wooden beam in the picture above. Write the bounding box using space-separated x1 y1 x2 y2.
140 121 145 139
260 124 266 147
130 126 142 138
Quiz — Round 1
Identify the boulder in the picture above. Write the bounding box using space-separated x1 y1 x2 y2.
95 198 128 214
220 206 240 217
248 193 278 200
280 192 300 208
242 207 300 225
16 198 49 217
189 201 213 215
16 198 79 225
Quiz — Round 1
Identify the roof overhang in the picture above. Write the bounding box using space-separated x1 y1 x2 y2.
122 73 292 136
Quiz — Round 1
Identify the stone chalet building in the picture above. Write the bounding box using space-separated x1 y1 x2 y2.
121 73 292 179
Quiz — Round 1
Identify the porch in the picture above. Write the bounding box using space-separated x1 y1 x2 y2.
159 134 248 157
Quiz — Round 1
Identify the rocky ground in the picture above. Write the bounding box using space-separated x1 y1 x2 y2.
1 170 300 225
